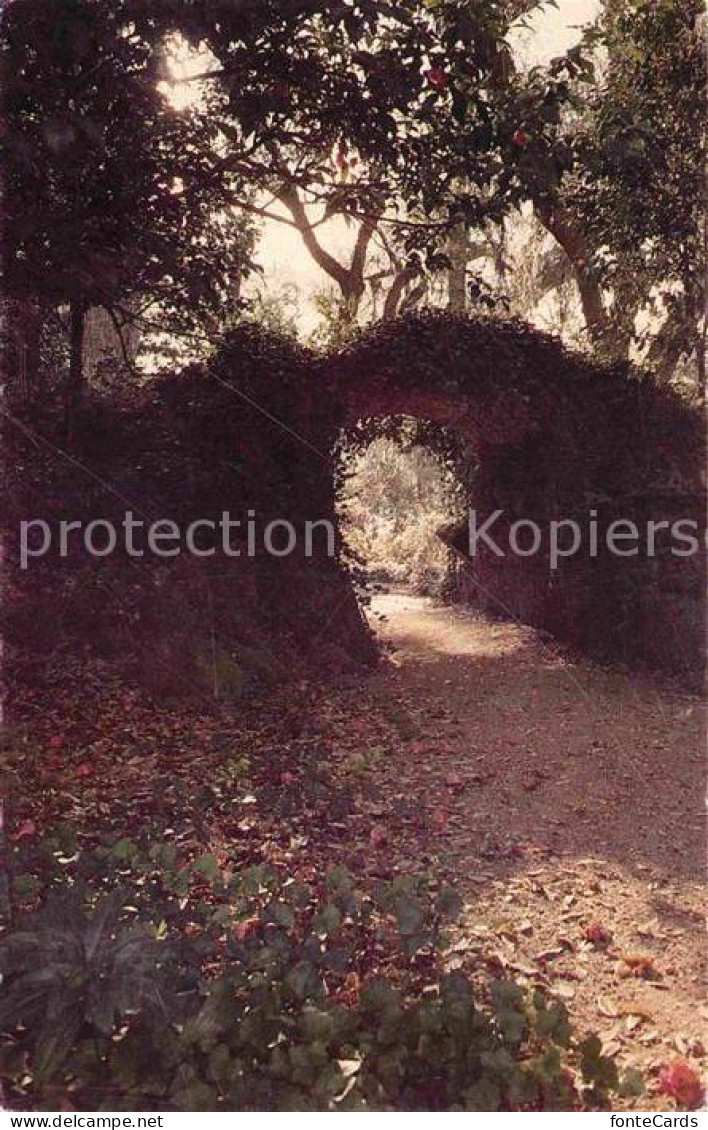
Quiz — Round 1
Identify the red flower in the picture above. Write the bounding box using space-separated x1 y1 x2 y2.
234 916 261 941
584 922 612 946
49 735 65 749
657 1061 704 1108
425 67 448 91
512 128 528 147
74 761 94 778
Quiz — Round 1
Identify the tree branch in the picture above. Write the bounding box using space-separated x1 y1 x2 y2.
106 307 139 378
383 262 422 320
534 201 609 343
400 277 428 313
645 314 688 384
350 211 382 299
278 183 354 295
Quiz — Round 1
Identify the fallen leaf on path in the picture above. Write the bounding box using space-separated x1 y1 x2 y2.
444 772 464 790
553 981 576 1000
597 996 620 1018
620 953 661 980
535 947 565 963
369 826 388 847
233 916 261 941
9 818 36 840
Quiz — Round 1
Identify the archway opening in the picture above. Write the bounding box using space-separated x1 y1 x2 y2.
336 415 473 605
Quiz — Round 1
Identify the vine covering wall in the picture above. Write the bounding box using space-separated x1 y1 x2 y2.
3 314 704 706
329 313 705 684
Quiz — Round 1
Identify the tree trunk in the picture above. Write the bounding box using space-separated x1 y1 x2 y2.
645 323 687 386
534 202 609 347
447 220 469 313
383 262 421 320
278 183 376 323
697 336 706 400
65 299 86 448
1 299 44 403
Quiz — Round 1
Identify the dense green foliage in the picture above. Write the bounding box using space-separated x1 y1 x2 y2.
1 832 641 1111
1 0 256 354
548 0 706 377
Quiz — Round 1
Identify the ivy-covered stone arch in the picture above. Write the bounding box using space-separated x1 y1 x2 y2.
326 313 705 683
6 314 702 702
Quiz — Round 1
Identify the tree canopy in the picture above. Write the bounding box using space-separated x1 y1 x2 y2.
1 0 704 400
529 0 705 381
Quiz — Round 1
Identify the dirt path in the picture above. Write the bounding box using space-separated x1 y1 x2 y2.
13 590 704 1105
348 593 705 1091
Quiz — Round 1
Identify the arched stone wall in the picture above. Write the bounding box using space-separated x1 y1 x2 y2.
5 313 703 702
327 313 705 683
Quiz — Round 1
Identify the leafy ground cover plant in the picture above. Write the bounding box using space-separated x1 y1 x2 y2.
0 836 641 1111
